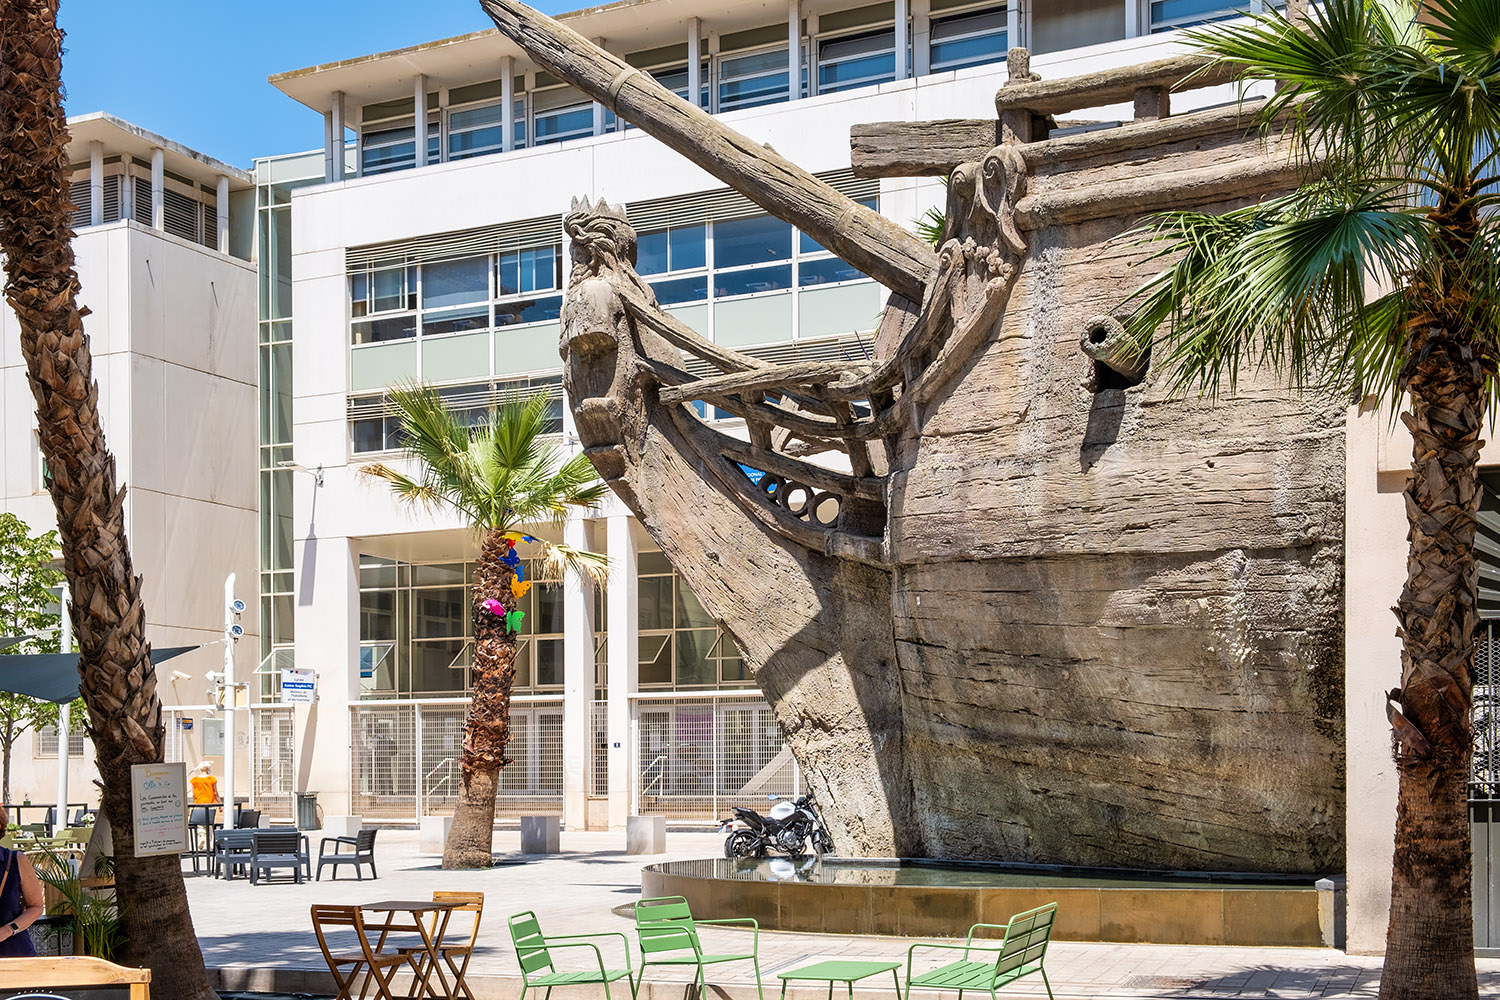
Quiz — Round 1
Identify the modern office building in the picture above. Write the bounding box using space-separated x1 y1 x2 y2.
0 113 260 803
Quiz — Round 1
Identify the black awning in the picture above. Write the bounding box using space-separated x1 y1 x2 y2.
0 646 200 703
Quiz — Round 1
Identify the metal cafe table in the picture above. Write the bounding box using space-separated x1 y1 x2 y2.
364 898 462 999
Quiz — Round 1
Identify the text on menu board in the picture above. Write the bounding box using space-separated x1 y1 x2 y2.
130 761 189 857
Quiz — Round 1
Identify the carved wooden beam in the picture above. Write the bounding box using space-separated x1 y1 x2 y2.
850 119 1000 178
993 54 1236 118
656 361 873 407
479 0 936 303
852 97 1270 180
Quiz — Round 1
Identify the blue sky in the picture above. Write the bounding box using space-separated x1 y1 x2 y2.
59 0 574 169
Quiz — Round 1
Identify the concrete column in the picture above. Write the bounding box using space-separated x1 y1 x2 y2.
120 162 133 223
911 0 931 77
562 516 596 829
894 0 909 80
414 75 429 168
606 512 638 830
150 147 164 231
293 533 360 817
501 58 516 153
215 175 230 254
88 141 103 227
788 0 801 101
1007 0 1023 51
324 111 336 183
687 19 702 108
1124 0 1142 38
331 91 346 179
1343 401 1403 954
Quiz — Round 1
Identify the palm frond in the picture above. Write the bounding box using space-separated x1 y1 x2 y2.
358 462 449 511
532 541 611 584
1122 183 1430 399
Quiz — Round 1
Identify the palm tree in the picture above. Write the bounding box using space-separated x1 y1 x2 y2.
364 385 608 867
1118 2 1498 997
0 1 216 996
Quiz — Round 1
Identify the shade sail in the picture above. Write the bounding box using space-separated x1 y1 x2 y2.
0 646 200 703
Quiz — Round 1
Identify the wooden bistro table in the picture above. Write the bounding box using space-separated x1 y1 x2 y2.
777 960 903 1000
363 898 462 999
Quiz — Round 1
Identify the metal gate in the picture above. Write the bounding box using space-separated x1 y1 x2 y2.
1474 621 1500 953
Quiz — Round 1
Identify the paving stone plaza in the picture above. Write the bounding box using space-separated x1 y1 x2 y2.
193 832 1500 999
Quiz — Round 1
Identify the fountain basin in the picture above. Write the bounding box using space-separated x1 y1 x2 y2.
642 858 1327 947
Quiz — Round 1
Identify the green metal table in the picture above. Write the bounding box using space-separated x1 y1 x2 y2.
777 960 903 1000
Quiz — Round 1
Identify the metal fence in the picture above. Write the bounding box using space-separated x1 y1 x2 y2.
634 695 799 820
1476 621 1500 797
351 699 565 821
252 707 296 822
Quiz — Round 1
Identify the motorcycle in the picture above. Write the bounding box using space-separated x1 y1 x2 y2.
720 792 834 858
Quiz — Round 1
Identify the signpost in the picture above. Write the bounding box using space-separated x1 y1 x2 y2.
281 667 317 704
130 761 188 857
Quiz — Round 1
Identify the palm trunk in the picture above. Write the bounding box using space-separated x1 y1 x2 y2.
0 3 215 995
1380 341 1482 1000
444 528 517 868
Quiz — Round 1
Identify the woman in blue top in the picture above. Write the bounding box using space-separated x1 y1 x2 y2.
0 805 44 957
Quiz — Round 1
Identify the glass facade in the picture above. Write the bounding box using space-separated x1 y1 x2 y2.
255 149 340 698
356 552 750 698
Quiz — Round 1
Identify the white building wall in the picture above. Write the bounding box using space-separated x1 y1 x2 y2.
0 219 258 805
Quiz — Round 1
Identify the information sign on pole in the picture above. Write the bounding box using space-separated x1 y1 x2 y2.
280 667 317 704
130 761 188 857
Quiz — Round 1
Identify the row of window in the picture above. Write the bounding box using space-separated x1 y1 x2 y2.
67 168 220 249
358 3 1008 176
351 376 563 454
354 552 749 698
348 204 874 350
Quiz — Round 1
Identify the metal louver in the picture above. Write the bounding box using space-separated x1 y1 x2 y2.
68 180 90 229
681 333 872 378
102 175 122 223
347 214 564 271
134 178 152 225
163 189 200 243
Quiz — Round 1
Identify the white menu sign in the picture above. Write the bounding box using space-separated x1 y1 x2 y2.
130 761 189 857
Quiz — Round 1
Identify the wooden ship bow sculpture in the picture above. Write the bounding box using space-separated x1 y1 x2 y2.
482 0 1346 872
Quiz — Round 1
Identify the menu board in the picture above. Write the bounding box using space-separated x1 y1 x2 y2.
130 761 189 857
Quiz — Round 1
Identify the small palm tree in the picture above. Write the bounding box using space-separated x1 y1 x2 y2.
364 384 608 868
1118 2 1497 997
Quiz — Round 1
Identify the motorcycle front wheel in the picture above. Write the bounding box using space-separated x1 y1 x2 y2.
724 830 764 859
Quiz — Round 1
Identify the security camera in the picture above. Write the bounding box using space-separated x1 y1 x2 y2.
170 670 191 682
205 671 224 683
228 623 245 640
230 598 246 615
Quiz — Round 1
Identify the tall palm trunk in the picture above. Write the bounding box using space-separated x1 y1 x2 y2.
1382 345 1482 1000
444 528 517 868
0 2 215 996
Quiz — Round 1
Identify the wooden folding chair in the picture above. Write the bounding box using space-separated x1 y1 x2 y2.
311 903 415 1000
396 890 483 1000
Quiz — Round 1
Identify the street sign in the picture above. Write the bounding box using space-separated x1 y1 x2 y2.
281 667 317 704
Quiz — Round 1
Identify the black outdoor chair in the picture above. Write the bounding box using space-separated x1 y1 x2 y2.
214 829 256 880
316 828 379 881
68 807 89 827
235 809 261 829
250 830 305 885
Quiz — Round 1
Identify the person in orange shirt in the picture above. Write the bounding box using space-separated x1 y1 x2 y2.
190 762 219 804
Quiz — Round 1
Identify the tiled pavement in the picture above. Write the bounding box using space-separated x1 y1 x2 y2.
188 830 1500 999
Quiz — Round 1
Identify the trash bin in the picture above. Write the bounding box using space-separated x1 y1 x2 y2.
296 791 320 830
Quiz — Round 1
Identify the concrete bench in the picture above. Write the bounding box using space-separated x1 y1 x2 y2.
520 814 561 854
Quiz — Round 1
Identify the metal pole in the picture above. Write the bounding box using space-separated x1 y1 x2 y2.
223 574 237 824
56 585 71 832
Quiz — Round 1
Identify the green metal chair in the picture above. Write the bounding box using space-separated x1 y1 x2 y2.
903 903 1058 1000
509 910 638 1000
634 895 763 1000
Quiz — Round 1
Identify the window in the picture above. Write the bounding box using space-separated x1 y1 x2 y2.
448 103 508 161
718 47 792 112
361 121 440 175
930 7 1008 72
1150 0 1260 32
422 258 491 337
351 376 563 455
637 550 748 687
35 725 86 759
714 215 793 297
638 224 709 305
531 87 594 147
817 28 896 94
351 265 417 344
497 244 563 325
